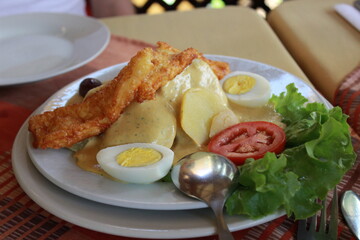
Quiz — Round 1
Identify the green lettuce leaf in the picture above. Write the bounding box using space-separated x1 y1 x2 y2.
225 83 357 220
268 83 309 125
226 153 300 219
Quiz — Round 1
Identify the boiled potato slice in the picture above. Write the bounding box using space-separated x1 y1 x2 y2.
209 109 239 138
180 88 227 146
159 59 228 113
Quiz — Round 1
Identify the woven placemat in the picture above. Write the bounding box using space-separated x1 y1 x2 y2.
334 65 360 137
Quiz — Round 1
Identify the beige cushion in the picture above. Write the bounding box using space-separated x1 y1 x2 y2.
101 6 309 84
268 0 360 101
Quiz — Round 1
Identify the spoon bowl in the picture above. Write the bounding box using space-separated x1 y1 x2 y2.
341 190 360 239
171 152 238 240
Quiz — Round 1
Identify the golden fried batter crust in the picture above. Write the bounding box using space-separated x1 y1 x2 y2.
28 42 230 149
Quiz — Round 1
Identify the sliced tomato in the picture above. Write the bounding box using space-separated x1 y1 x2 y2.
208 121 286 165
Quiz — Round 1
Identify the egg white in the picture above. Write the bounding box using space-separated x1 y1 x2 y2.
96 143 174 184
220 71 271 107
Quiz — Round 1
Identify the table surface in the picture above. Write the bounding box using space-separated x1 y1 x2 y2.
267 0 360 102
101 6 310 84
1 5 360 240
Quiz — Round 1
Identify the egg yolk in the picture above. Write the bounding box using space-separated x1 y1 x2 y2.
116 147 162 167
223 75 256 95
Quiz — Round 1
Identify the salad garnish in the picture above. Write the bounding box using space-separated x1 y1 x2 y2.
225 83 357 219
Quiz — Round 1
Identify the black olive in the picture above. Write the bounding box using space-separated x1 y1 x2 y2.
79 78 102 97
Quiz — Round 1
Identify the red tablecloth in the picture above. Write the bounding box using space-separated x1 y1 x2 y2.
1 35 359 240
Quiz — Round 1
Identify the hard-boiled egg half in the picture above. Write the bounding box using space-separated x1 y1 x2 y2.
220 71 271 107
96 143 174 184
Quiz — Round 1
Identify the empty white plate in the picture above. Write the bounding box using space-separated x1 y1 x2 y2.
0 12 110 86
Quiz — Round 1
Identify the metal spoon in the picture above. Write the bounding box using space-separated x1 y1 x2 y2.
171 152 238 240
341 190 360 239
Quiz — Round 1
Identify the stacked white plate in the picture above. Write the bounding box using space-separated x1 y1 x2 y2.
13 55 331 239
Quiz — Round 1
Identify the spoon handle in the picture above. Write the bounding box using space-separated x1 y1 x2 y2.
211 203 235 240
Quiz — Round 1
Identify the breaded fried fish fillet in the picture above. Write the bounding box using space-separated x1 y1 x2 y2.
28 42 230 149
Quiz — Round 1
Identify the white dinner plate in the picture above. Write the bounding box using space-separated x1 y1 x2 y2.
14 121 286 239
26 55 332 211
0 13 110 86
